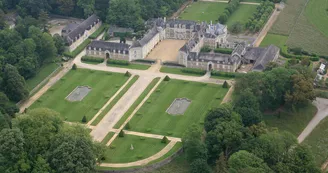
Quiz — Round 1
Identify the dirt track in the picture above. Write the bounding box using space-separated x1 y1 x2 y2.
146 39 186 62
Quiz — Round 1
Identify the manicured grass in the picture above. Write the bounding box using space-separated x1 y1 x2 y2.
63 39 91 58
107 63 150 70
104 135 167 163
210 75 234 80
101 132 115 145
260 33 288 48
226 4 258 28
113 77 161 129
305 0 328 38
129 79 229 137
263 103 317 136
304 116 328 167
179 2 227 22
89 24 108 39
30 69 129 123
152 152 189 173
160 67 204 77
91 76 139 126
26 63 60 91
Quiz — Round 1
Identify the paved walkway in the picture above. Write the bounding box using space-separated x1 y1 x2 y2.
253 4 280 47
298 98 328 143
91 75 154 142
100 141 177 168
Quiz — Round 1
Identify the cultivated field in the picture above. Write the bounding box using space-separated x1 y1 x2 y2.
146 39 186 62
179 1 227 22
30 69 129 122
305 0 328 37
104 135 167 163
128 79 229 137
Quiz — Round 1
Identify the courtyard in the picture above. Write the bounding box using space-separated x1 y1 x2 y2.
146 39 186 62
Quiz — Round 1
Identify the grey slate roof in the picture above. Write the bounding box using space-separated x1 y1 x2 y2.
65 14 100 44
166 19 196 29
87 40 130 54
62 23 79 33
252 45 279 71
232 44 246 56
243 47 266 60
179 34 200 53
131 27 159 48
188 52 241 64
205 23 226 36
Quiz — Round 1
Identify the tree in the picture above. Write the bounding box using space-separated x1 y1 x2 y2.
301 57 310 66
82 115 87 123
182 124 207 162
0 112 10 131
285 73 315 106
219 14 228 24
72 64 77 70
38 10 48 31
222 81 229 88
164 75 170 81
125 71 131 77
230 22 243 34
77 0 95 18
161 136 169 144
214 153 228 173
228 150 273 173
124 122 130 130
53 34 65 54
265 62 279 71
0 92 19 117
3 64 29 102
190 159 211 173
40 32 57 63
56 0 75 16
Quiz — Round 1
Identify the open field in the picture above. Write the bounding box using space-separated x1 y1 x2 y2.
226 4 258 28
146 40 186 62
26 63 59 91
30 69 128 123
113 78 161 129
91 76 139 126
305 0 328 38
263 103 317 136
104 135 167 163
179 2 227 22
128 79 229 137
304 116 328 167
260 33 288 48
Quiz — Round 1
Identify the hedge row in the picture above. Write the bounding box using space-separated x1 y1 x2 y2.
89 24 108 39
107 59 130 66
81 56 104 63
211 70 243 78
63 39 91 58
315 90 328 99
181 68 206 75
214 48 233 54
163 61 185 67
133 59 156 64
280 46 320 62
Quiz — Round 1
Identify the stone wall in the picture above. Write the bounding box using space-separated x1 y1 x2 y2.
97 148 183 173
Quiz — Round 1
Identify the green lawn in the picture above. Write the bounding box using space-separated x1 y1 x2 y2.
152 152 189 173
107 63 150 70
304 116 328 167
226 4 258 28
129 79 229 137
160 67 204 77
30 69 129 123
260 33 289 48
104 135 167 163
91 76 139 126
179 2 227 22
26 63 60 91
113 77 161 129
305 0 328 38
263 103 317 136
101 132 115 145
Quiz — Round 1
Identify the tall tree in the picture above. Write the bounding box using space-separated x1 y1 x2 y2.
39 32 57 63
3 64 29 102
285 73 315 106
77 0 95 18
182 124 207 162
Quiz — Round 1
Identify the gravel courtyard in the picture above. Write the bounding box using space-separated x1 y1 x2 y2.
146 39 186 62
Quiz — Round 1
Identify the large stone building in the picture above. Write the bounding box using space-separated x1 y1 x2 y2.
62 14 102 51
86 18 279 72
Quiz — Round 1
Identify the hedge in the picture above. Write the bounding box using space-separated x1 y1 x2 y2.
315 90 328 99
133 59 156 64
107 59 130 66
181 68 206 75
211 70 243 78
280 46 320 62
214 48 233 54
63 39 91 58
163 61 185 67
81 56 104 63
89 24 108 39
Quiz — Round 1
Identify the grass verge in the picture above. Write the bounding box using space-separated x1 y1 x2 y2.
160 67 204 77
64 39 91 58
26 62 60 91
91 76 139 126
101 132 116 145
108 63 150 70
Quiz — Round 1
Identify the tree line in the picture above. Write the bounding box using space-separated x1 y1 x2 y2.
183 64 318 172
218 0 240 24
0 108 105 173
245 1 274 32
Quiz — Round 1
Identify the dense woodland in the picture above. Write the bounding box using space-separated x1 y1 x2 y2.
183 64 318 173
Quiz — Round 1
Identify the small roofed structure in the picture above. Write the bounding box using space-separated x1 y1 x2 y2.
248 45 280 71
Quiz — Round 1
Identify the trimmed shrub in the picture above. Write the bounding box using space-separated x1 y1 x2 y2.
181 68 206 75
211 70 242 78
164 75 170 81
63 39 91 58
107 59 130 66
214 48 233 54
118 130 125 137
133 59 156 64
223 81 229 88
163 61 185 67
125 71 131 77
124 122 131 130
161 136 169 144
89 24 108 39
200 46 211 53
81 115 87 123
81 56 104 63
72 64 77 70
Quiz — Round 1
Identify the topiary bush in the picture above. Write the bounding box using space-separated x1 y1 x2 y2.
181 68 206 75
107 59 130 66
81 56 104 63
161 136 169 144
119 130 125 137
72 64 77 70
223 81 230 88
124 122 131 130
82 115 87 123
164 75 170 81
125 71 131 77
